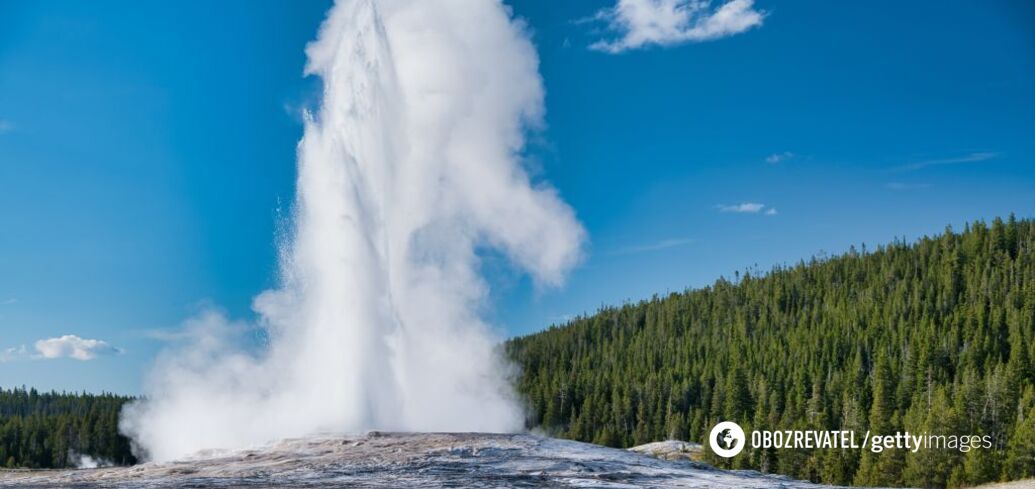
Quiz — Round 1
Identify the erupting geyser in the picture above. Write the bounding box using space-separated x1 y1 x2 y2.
120 0 584 462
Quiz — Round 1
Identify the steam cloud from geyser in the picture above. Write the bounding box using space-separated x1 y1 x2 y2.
120 0 584 462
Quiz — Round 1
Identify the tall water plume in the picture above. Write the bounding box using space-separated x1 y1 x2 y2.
121 0 584 462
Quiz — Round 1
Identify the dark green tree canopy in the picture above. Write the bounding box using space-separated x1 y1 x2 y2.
507 216 1035 488
0 387 135 468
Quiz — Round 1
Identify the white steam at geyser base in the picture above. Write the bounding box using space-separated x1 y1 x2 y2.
120 0 584 462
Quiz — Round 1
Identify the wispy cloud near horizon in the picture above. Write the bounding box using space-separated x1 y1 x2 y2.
716 202 777 215
0 335 120 362
585 0 765 53
0 346 28 363
894 151 1001 172
765 151 794 164
35 335 120 360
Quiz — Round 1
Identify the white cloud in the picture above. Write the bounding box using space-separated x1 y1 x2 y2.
34 335 119 361
716 202 778 215
765 151 794 164
587 0 765 53
895 151 1000 172
717 202 763 213
0 120 12 134
0 335 119 362
1 298 17 305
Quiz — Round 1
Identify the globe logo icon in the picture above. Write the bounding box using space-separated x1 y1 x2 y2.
709 421 746 458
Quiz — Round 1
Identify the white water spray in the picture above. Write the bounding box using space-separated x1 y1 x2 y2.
121 0 583 462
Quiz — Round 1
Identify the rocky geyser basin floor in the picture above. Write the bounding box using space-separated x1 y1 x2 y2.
0 432 847 488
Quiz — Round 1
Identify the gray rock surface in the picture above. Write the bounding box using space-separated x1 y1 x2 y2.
0 432 846 488
628 440 704 463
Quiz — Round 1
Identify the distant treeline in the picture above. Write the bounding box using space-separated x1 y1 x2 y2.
506 215 1035 488
0 388 136 468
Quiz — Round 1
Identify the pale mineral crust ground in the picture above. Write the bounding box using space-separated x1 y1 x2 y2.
0 432 862 488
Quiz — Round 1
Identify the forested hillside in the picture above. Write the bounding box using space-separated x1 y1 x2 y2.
506 216 1035 488
0 388 135 468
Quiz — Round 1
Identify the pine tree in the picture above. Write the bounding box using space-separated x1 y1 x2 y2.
1003 403 1035 479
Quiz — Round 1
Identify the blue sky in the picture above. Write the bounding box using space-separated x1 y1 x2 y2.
1 0 1033 394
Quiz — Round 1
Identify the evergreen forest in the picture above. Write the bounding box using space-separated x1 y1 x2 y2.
507 216 1035 487
0 387 136 468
